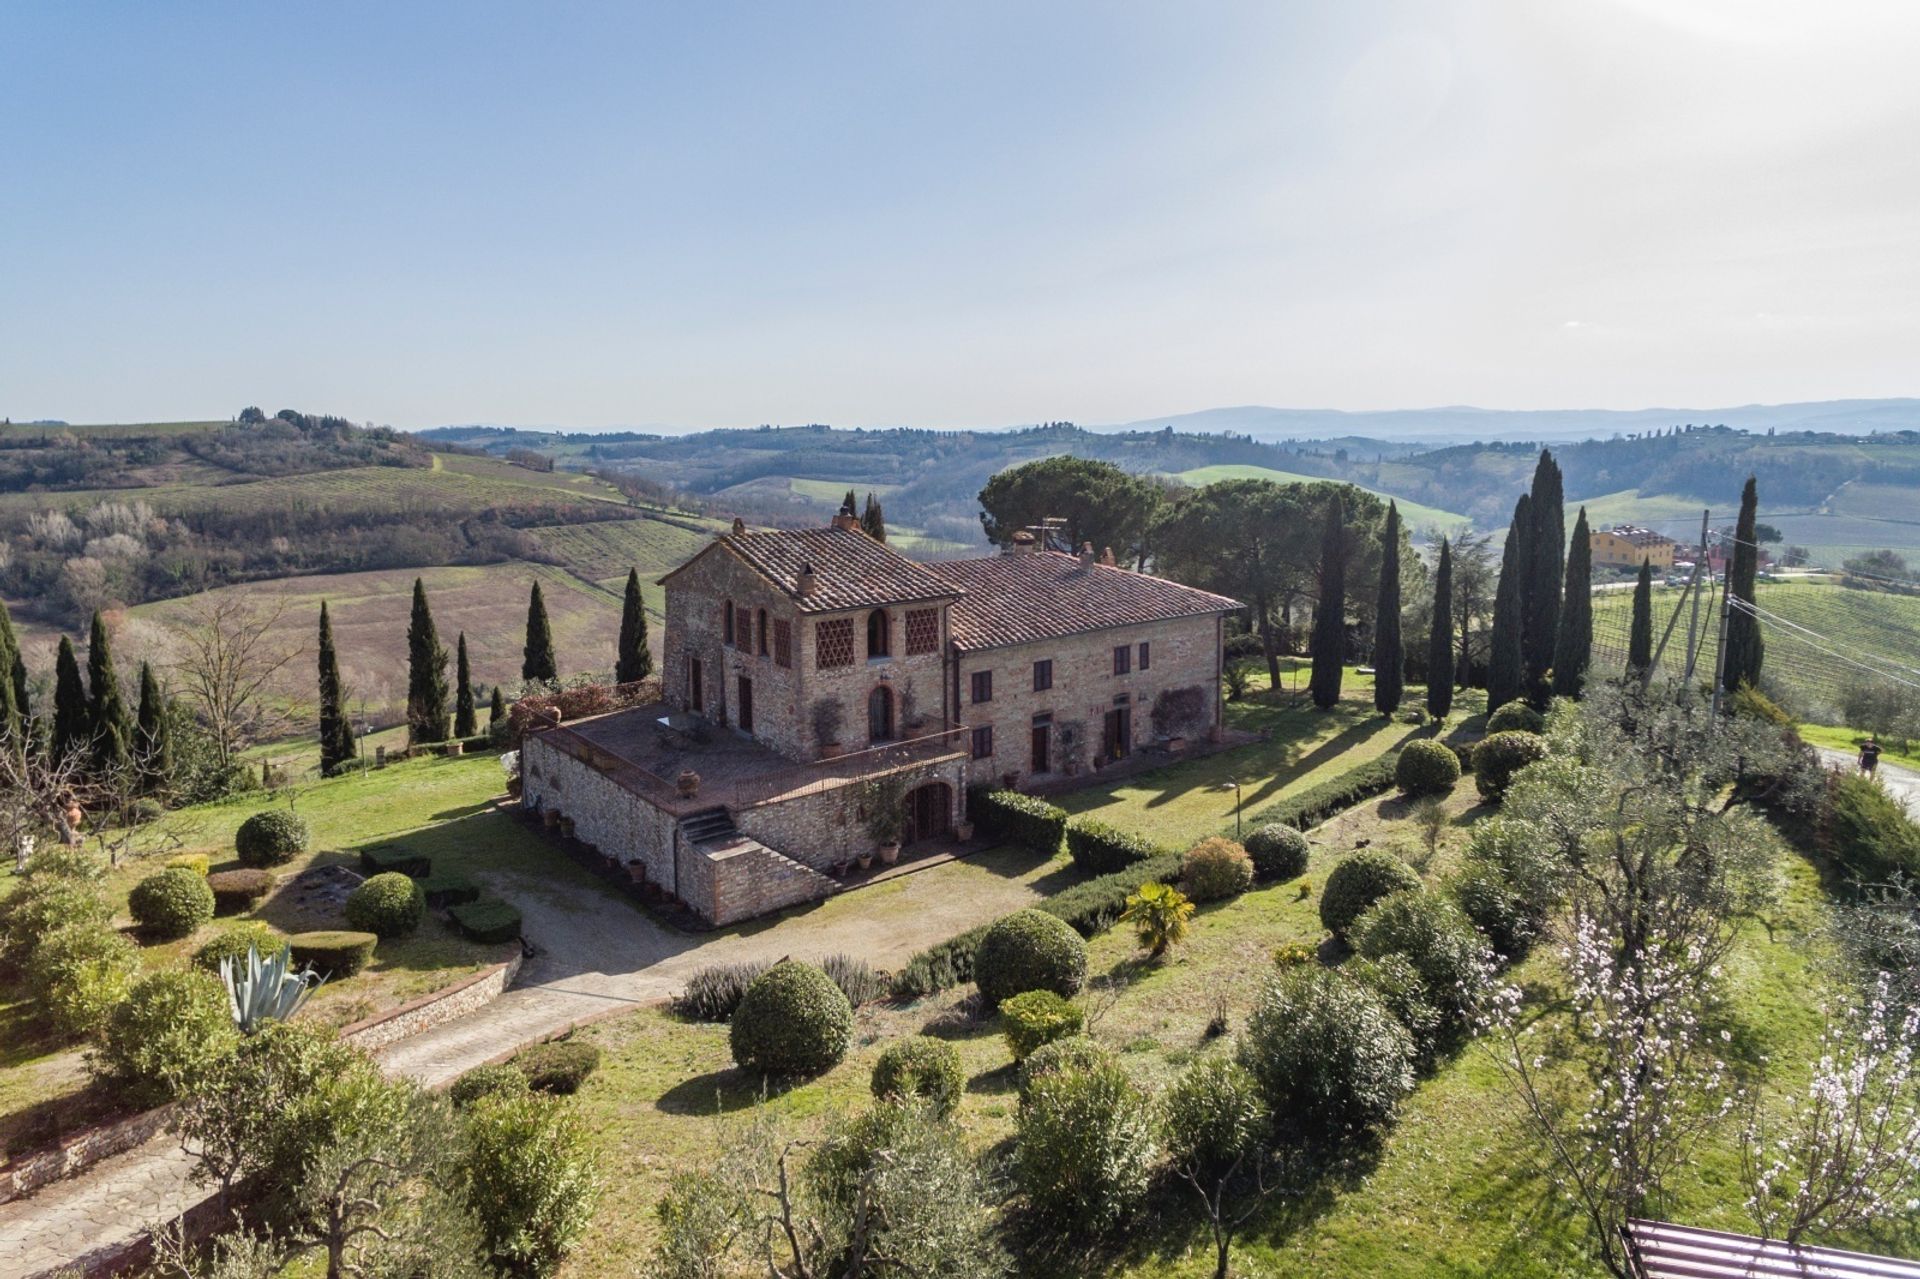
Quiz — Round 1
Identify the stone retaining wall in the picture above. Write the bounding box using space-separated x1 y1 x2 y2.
342 953 524 1053
0 1105 177 1207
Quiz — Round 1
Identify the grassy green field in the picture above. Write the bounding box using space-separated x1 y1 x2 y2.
526 513 725 585
1588 579 1920 716
1172 464 1471 535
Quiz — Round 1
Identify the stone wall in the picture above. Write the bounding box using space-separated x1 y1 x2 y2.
735 755 968 871
956 611 1223 789
694 841 841 927
341 953 524 1053
0 1105 176 1206
521 733 681 890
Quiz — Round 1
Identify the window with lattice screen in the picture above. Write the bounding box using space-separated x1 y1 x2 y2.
774 620 792 668
905 608 939 655
816 618 855 668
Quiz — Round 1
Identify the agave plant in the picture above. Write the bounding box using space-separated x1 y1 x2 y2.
220 944 324 1034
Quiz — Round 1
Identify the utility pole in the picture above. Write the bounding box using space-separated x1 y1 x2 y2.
1682 508 1710 684
1709 566 1733 721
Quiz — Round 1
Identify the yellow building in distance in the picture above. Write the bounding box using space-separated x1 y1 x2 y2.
1591 524 1677 570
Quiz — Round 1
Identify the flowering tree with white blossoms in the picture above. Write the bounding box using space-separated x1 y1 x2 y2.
1743 972 1920 1244
1484 913 1738 1279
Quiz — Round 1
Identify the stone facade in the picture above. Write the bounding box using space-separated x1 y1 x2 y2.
521 732 682 890
734 756 969 868
955 611 1226 789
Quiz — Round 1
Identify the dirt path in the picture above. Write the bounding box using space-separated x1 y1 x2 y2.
0 852 1040 1278
1815 747 1920 821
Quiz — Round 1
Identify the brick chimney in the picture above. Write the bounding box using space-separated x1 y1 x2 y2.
831 511 861 532
1079 541 1096 567
1009 530 1037 556
731 517 746 536
1099 546 1117 567
797 562 819 598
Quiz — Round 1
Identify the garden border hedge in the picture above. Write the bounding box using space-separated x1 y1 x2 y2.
968 788 1068 856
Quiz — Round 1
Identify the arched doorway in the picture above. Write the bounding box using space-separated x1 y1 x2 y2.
904 781 952 843
867 685 894 743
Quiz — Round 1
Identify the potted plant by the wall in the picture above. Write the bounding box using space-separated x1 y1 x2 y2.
811 700 846 760
864 773 910 866
1056 721 1084 777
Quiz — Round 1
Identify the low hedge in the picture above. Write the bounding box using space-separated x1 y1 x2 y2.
129 867 216 940
193 921 285 973
1065 819 1160 875
236 810 310 868
450 1063 530 1109
419 872 481 908
1241 752 1401 833
165 853 211 876
513 1039 602 1094
871 1037 964 1115
451 897 523 944
207 869 275 914
287 930 379 978
968 788 1068 856
1002 989 1085 1060
360 844 432 878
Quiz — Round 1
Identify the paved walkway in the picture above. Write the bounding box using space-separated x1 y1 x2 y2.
0 848 1041 1278
1815 748 1920 822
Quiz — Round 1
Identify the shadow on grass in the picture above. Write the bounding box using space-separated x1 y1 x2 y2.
656 1065 804 1116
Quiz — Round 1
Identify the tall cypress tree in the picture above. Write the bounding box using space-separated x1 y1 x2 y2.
522 580 557 684
1373 501 1404 716
1628 559 1655 679
1427 537 1455 720
1723 474 1765 692
1524 450 1564 703
86 611 132 775
0 598 22 750
841 489 857 518
135 661 171 795
1552 507 1593 699
406 578 450 745
1488 496 1528 712
454 633 477 739
488 685 507 728
317 601 356 774
1309 492 1347 710
616 568 653 683
861 493 887 542
52 636 89 763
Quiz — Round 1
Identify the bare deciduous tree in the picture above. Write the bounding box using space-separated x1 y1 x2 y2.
168 593 303 771
0 717 85 870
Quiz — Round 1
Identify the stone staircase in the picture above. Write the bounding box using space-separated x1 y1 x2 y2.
680 806 739 846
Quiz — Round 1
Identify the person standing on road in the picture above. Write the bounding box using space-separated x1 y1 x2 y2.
1860 738 1882 776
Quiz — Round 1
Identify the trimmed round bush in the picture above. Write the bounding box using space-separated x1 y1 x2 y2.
513 1039 602 1094
129 866 217 939
1395 739 1462 797
235 809 311 868
450 1062 531 1109
1351 889 1494 1021
1001 989 1086 1061
1244 823 1310 882
1018 1034 1116 1107
1319 850 1422 940
345 872 425 938
28 922 140 1039
287 930 379 978
0 873 112 976
974 909 1088 1008
193 921 285 973
1473 731 1550 802
1485 702 1545 735
1012 1038 1158 1233
871 1036 964 1116
730 959 854 1075
1181 837 1255 903
207 868 275 915
1238 965 1415 1143
1451 862 1539 958
95 968 238 1107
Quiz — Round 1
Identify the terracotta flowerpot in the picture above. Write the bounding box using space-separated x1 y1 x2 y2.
677 769 701 799
856 851 874 871
953 821 974 841
878 842 901 866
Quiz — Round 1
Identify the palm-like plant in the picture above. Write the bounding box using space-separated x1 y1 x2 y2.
220 944 324 1034
1120 881 1196 959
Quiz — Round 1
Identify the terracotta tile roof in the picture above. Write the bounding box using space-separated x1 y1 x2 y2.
930 551 1243 651
662 526 962 614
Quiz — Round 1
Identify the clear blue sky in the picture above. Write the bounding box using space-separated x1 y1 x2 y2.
4 1 1917 429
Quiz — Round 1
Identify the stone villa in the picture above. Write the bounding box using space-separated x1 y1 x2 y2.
518 513 1241 924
